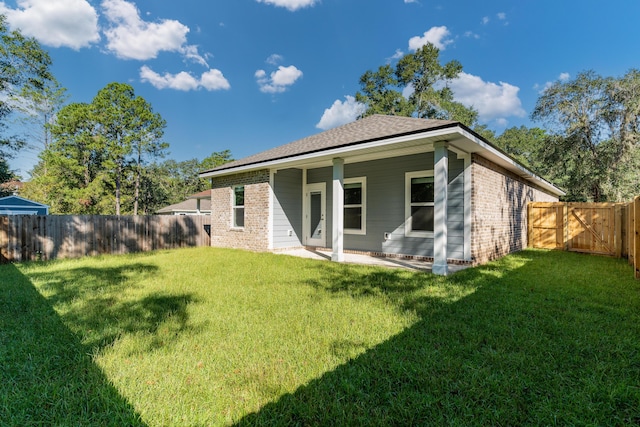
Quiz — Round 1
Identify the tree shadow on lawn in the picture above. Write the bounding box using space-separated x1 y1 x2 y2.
24 262 197 351
0 263 148 426
236 251 640 426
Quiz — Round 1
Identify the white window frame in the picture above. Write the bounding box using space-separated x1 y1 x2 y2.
231 185 245 229
344 177 366 235
405 170 434 238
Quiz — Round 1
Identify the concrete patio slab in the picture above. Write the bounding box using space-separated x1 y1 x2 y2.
275 248 470 274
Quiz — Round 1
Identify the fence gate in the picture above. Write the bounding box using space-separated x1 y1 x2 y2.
529 202 621 257
566 203 616 256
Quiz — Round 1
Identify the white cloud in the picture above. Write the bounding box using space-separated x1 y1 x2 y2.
404 0 418 3
534 72 571 94
408 26 453 51
482 16 490 25
255 65 303 93
140 65 230 91
102 0 207 64
497 12 506 20
200 69 231 91
448 72 525 123
255 0 319 11
464 31 480 39
266 54 283 65
388 49 404 61
316 96 366 130
0 0 100 49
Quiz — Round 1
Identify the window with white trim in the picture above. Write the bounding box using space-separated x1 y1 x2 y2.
405 171 434 237
232 185 245 228
344 177 366 235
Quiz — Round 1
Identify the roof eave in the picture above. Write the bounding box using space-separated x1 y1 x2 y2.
200 123 565 198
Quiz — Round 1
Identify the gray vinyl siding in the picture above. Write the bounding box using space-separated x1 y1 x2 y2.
304 151 466 260
272 168 303 249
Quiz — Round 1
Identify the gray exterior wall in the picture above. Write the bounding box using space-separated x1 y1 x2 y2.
272 168 303 249
305 151 466 260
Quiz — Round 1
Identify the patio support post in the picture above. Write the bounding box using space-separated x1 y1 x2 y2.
332 158 344 262
433 141 448 275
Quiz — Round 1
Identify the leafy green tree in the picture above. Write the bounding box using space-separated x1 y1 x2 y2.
355 65 412 117
532 70 640 201
355 43 478 127
200 149 233 172
0 14 54 186
91 83 167 215
9 77 67 174
25 83 168 214
493 126 548 174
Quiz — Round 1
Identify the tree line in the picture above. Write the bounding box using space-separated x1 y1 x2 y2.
1 17 638 211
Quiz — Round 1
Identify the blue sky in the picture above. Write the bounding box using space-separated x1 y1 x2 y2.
2 0 639 177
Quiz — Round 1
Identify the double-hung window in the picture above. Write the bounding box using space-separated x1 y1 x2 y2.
232 185 245 228
344 177 366 235
405 171 434 237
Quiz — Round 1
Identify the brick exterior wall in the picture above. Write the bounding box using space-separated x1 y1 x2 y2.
210 169 271 251
471 154 558 265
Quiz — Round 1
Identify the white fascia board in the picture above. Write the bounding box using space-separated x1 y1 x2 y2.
200 127 459 179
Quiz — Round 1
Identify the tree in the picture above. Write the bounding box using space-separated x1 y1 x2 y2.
532 70 640 201
355 43 478 127
9 77 67 175
0 14 54 184
25 83 168 214
92 83 167 215
492 126 548 174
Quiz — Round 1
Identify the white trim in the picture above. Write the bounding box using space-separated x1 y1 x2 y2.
304 182 326 247
231 185 245 230
404 170 435 238
343 176 366 235
332 158 344 262
462 152 472 262
268 170 275 250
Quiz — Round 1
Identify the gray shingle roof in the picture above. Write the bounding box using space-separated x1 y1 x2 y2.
203 115 458 174
156 197 211 214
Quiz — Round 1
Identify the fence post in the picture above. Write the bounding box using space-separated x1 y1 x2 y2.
615 204 622 258
633 196 640 279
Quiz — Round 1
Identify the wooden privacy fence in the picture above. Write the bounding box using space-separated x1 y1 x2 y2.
0 215 211 264
528 197 640 279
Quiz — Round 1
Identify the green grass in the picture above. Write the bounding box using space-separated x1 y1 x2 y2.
1 248 640 425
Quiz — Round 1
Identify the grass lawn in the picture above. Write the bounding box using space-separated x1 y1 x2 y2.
1 247 640 426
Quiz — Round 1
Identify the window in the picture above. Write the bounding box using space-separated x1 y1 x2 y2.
232 185 244 228
344 177 366 235
405 171 434 237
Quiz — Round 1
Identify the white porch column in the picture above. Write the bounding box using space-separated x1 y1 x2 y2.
332 158 344 262
433 141 448 275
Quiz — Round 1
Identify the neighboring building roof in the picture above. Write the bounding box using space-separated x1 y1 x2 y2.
188 189 212 199
156 195 212 214
0 195 49 215
200 114 564 197
0 180 24 195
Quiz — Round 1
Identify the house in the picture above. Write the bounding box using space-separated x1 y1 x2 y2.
156 190 212 215
0 195 49 215
199 115 564 274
